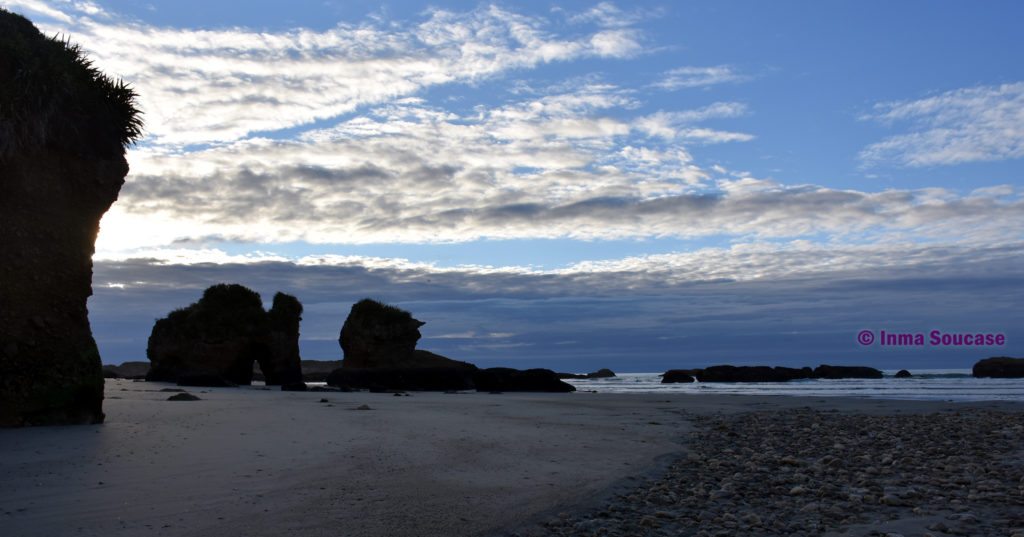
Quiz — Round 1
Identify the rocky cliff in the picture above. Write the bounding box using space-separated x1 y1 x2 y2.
0 9 141 426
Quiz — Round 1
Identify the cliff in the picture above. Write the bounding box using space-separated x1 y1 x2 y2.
0 9 141 426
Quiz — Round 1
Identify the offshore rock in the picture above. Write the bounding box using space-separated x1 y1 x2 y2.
326 368 475 392
661 369 702 383
699 365 813 383
339 299 475 370
972 357 1024 378
146 285 304 386
262 293 303 385
811 364 883 379
473 368 576 393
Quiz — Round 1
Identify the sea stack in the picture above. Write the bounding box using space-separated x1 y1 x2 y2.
0 10 141 426
146 284 304 386
339 298 474 369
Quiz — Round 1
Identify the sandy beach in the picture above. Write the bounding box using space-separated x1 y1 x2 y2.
2 380 1023 537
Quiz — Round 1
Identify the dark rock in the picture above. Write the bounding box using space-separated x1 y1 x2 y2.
176 374 238 388
972 357 1024 378
698 365 813 383
339 299 423 369
281 381 308 392
260 293 303 385
167 393 200 401
326 368 475 392
355 404 371 410
811 364 883 379
0 10 141 426
472 368 576 392
894 369 913 378
338 299 475 370
587 368 616 378
558 368 618 379
146 284 305 386
159 388 185 392
661 369 700 383
101 361 149 380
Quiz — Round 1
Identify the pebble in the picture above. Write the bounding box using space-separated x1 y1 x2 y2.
516 408 1024 537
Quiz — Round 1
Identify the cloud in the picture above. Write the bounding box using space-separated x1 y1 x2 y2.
652 65 748 90
103 109 1023 247
860 82 1024 167
95 88 764 251
28 4 646 146
2 0 72 22
568 2 649 28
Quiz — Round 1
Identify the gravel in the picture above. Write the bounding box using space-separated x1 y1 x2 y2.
506 408 1024 537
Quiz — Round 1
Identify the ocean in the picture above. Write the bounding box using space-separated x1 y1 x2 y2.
562 370 1024 402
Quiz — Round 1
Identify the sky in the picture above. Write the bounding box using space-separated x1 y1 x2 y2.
5 0 1023 371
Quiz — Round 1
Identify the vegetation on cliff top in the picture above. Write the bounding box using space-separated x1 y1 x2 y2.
0 8 142 160
349 298 416 325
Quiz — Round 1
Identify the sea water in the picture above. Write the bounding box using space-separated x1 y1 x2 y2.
562 370 1024 402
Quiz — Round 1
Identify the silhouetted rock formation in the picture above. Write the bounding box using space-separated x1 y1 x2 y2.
894 369 913 378
698 365 813 383
338 300 475 370
339 299 475 370
0 9 141 427
812 364 883 379
101 361 150 379
660 364 885 383
473 368 576 392
329 299 575 392
327 368 475 392
557 368 617 379
146 284 304 386
262 293 303 385
661 369 701 383
972 357 1024 378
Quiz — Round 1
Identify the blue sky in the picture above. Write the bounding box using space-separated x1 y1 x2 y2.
5 0 1023 370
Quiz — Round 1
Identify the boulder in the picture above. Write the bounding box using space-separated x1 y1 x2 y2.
0 10 141 426
326 368 475 392
146 284 305 386
472 368 576 392
260 293 303 385
811 364 883 379
972 357 1024 378
698 365 813 383
894 369 913 378
661 369 701 383
167 393 200 401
